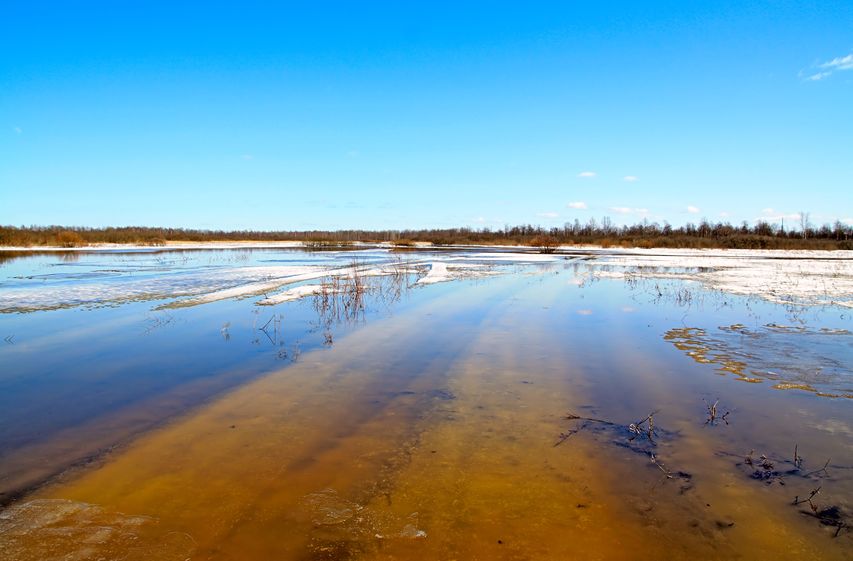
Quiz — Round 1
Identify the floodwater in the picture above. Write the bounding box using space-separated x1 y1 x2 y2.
0 247 850 560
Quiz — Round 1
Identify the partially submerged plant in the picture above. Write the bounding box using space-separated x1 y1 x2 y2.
793 444 803 471
628 411 659 442
703 398 730 426
721 445 847 536
793 486 849 537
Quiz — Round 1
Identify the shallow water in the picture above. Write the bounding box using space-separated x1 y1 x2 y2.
0 248 850 559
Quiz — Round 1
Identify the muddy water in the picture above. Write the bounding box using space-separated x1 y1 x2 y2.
1 256 851 560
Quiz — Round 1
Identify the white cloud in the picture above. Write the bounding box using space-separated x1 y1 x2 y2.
610 206 649 215
623 175 638 182
241 154 254 160
821 52 853 71
844 218 853 226
537 211 559 219
473 216 486 224
804 52 853 81
719 211 731 218
567 201 588 210
576 309 593 316
687 205 700 214
577 171 596 178
14 126 21 134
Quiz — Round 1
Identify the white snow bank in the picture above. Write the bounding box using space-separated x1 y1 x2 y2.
164 266 351 308
585 251 853 308
0 241 308 252
449 252 563 263
415 262 503 285
416 262 450 284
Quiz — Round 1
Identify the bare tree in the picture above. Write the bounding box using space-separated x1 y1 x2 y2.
799 211 811 239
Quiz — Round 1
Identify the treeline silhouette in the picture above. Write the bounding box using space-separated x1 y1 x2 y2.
1 219 851 250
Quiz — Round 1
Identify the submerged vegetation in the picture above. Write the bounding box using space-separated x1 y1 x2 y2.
2 219 852 249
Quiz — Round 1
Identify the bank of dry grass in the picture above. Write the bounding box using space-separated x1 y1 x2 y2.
2 223 851 250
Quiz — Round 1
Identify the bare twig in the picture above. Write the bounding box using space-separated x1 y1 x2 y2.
803 458 831 478
650 453 674 479
554 425 585 447
793 486 821 506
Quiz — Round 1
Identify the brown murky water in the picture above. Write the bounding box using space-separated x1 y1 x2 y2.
1 255 851 560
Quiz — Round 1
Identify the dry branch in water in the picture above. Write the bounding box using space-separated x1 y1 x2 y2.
556 410 684 485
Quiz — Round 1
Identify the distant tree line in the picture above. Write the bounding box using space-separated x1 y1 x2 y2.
1 218 851 250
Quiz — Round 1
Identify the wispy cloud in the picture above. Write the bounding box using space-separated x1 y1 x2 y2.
803 51 853 81
623 175 638 182
14 126 22 134
686 205 700 214
241 154 254 160
567 201 588 210
610 206 649 215
805 71 832 81
537 211 559 219
719 211 731 218
577 171 596 178
757 208 800 222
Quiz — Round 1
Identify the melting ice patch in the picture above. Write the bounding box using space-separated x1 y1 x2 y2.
583 250 853 308
0 265 322 313
0 250 564 313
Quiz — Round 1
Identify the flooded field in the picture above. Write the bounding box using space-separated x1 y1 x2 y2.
0 246 851 560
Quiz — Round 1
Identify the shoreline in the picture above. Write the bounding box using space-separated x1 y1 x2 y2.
1 240 852 259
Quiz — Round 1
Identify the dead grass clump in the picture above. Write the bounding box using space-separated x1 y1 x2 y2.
529 235 559 253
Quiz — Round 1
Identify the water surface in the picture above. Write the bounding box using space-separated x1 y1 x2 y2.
0 247 850 559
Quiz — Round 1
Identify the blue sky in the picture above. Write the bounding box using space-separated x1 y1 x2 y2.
2 1 851 231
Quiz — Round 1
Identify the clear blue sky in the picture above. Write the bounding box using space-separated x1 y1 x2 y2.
2 1 851 231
